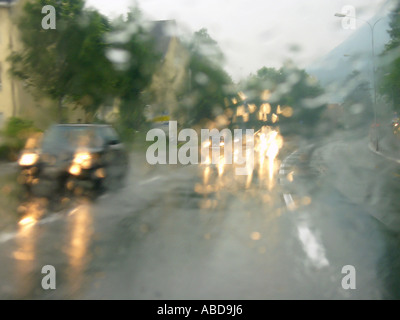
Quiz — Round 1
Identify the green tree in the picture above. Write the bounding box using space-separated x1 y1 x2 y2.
108 8 160 132
181 28 234 125
343 71 372 110
342 70 373 128
379 0 400 111
190 28 224 66
9 0 115 122
241 63 326 132
242 67 284 106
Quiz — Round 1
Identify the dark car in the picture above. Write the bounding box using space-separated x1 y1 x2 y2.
17 124 129 198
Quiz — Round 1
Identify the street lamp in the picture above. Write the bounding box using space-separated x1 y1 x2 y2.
334 13 387 151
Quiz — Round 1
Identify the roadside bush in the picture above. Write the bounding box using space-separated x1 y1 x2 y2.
0 145 14 161
0 117 41 161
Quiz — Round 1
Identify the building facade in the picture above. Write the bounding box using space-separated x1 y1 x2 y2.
145 20 190 125
0 0 21 128
0 0 71 129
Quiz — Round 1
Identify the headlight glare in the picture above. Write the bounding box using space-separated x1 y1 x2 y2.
18 153 39 166
73 152 92 169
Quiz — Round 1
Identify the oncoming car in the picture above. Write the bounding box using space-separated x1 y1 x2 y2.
17 124 129 198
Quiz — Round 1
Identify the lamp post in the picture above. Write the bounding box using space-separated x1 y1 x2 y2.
334 13 386 151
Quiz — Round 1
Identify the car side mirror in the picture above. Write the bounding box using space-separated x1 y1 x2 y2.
108 139 120 145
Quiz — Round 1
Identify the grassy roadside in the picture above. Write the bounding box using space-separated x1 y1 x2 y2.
0 170 23 230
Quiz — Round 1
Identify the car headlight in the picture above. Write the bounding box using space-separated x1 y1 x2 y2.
73 152 92 169
69 164 82 176
18 153 39 166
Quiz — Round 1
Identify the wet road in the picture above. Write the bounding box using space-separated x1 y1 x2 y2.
0 136 399 299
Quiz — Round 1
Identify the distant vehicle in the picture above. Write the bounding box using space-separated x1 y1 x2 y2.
17 124 129 198
391 113 400 135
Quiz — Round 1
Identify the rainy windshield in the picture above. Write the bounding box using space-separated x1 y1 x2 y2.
0 0 400 302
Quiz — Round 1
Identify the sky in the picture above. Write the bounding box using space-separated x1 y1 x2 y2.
85 0 390 81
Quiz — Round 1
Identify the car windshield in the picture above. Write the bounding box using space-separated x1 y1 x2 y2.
41 126 103 151
3 0 400 303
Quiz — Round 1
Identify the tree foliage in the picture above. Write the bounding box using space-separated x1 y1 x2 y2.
108 9 160 130
343 71 372 110
181 28 234 125
9 1 160 132
241 63 326 131
9 0 115 121
379 0 400 111
341 70 374 128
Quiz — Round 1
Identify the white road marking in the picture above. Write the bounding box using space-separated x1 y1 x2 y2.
283 193 294 207
297 222 329 268
0 210 65 245
0 232 17 244
281 146 329 269
38 214 63 224
138 175 162 186
368 142 400 164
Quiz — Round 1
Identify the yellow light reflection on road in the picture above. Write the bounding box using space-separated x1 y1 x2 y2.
195 125 284 204
66 204 93 294
203 166 210 185
255 126 284 190
287 171 294 182
218 155 225 177
14 219 36 262
245 148 254 189
13 199 45 296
